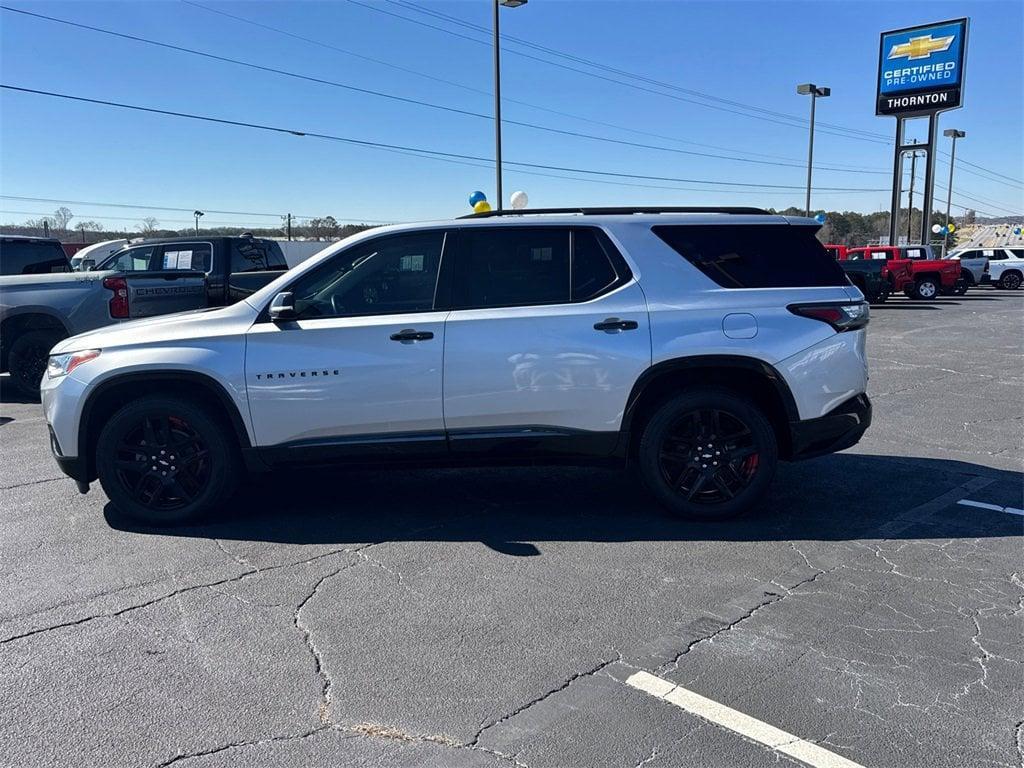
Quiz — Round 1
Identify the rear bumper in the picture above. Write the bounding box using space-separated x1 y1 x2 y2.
788 393 871 460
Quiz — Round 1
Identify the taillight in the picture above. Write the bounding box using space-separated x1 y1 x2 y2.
788 302 869 332
102 276 129 318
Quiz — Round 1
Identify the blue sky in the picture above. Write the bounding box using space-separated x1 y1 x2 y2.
1 0 1021 231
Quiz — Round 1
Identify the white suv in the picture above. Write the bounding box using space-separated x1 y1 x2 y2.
976 247 1024 290
41 207 871 525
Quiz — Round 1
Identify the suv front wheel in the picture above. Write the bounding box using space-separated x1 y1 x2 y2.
96 396 239 525
637 390 778 520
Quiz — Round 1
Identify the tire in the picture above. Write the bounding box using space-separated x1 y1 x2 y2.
96 396 239 525
954 280 969 296
7 330 63 400
998 271 1022 290
637 389 778 520
865 283 889 304
910 277 939 300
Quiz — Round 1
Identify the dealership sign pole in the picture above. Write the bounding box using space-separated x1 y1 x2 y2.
877 18 968 245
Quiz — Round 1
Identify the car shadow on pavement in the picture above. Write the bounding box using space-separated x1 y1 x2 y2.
104 453 1023 553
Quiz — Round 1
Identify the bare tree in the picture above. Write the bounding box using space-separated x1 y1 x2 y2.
141 217 159 235
75 220 102 242
52 206 73 233
24 216 53 235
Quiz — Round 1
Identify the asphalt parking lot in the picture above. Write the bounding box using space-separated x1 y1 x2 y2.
1 289 1021 768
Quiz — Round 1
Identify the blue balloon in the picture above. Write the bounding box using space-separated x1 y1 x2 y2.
469 191 487 206
814 213 826 224
1015 227 1022 235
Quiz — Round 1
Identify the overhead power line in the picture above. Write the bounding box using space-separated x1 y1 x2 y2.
0 209 289 227
385 0 891 143
0 194 390 223
183 0 889 173
342 0 890 146
0 85 892 193
7 3 1014 194
0 5 888 176
353 0 1023 186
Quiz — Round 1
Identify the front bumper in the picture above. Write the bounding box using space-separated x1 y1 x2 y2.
48 424 90 490
788 393 871 460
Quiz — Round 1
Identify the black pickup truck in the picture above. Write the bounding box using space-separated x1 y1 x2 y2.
87 235 289 306
824 244 890 304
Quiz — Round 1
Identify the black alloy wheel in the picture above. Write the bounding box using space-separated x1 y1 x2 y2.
638 390 778 520
657 408 759 504
114 414 211 511
96 396 238 525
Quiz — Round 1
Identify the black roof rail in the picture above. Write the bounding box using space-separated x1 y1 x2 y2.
458 206 771 219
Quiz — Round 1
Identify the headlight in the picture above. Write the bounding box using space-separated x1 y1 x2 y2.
47 349 100 379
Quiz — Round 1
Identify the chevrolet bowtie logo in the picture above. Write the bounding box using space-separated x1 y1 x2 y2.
888 34 955 61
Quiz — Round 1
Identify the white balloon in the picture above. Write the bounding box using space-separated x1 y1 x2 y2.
931 224 942 234
510 190 529 210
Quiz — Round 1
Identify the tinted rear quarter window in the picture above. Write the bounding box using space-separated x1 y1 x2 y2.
572 228 626 301
0 240 70 275
233 239 287 273
652 224 847 288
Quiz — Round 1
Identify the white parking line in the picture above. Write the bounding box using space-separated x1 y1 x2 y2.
625 670 865 768
957 499 1024 516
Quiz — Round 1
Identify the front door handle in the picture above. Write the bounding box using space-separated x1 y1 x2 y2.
390 329 434 342
594 318 639 332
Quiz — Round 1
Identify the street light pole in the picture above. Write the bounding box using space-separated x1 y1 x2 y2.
193 210 204 235
907 149 919 245
796 83 830 217
493 0 527 212
942 129 966 256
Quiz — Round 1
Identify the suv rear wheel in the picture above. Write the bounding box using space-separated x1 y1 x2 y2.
637 389 778 520
998 271 1022 290
96 396 239 525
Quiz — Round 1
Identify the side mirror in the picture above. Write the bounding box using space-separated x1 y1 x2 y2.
269 291 297 322
81 259 96 271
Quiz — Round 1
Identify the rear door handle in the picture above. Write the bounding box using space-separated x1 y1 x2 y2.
390 329 434 342
593 318 639 332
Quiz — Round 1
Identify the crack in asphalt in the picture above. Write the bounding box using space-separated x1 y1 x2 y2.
657 566 838 676
154 722 528 768
0 546 369 646
293 562 360 725
470 655 622 749
354 548 423 597
156 726 330 767
0 475 65 491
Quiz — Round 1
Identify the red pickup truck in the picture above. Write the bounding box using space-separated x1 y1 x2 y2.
843 245 961 300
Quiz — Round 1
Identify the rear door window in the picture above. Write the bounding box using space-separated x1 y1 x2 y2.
159 243 211 272
453 227 570 308
0 239 70 275
652 224 848 288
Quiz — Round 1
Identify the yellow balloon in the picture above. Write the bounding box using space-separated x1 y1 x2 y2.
947 223 956 233
473 200 492 213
